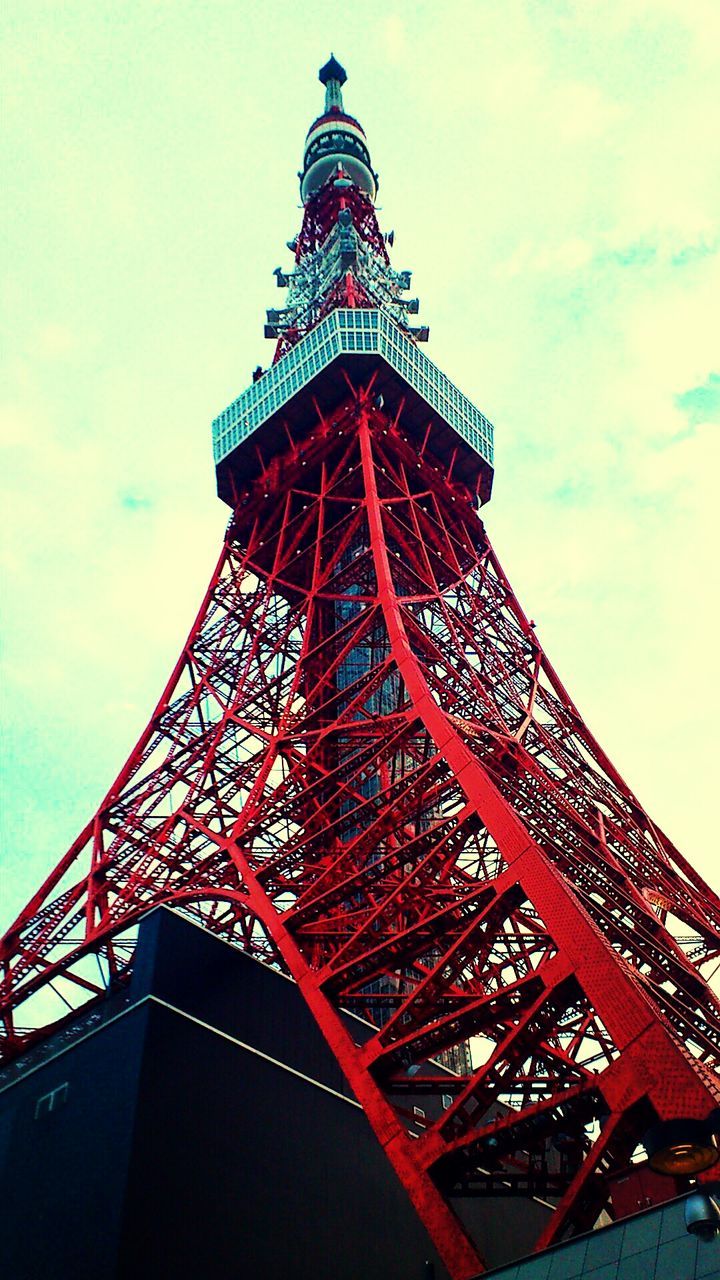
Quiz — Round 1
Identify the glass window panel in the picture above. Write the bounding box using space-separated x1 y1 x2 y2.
213 308 494 469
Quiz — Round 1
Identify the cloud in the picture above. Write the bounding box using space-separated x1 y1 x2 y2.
120 492 154 510
675 372 720 425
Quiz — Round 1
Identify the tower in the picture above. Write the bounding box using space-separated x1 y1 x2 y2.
2 54 719 1277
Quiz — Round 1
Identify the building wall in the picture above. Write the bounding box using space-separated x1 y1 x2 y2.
484 1195 720 1280
0 1002 149 1279
0 908 551 1280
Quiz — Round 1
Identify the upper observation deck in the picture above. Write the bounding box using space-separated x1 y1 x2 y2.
213 309 495 506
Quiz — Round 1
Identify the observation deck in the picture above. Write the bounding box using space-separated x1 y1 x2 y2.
213 309 495 506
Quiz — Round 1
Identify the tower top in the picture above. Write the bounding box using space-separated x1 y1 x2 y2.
300 56 378 203
319 53 347 92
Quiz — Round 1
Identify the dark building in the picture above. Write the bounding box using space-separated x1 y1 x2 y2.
0 908 552 1280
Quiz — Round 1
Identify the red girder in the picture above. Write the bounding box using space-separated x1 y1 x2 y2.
295 180 388 263
2 388 719 1278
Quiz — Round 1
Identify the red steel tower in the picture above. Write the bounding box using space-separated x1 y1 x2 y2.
2 57 719 1278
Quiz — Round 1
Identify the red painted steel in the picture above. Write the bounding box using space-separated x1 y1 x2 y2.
3 65 720 1279
2 395 719 1273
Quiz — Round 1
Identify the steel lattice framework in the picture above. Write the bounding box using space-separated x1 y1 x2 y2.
2 58 719 1279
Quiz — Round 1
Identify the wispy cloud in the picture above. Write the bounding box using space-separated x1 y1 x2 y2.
675 372 720 425
120 492 153 511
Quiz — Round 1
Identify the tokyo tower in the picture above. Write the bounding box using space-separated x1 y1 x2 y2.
2 56 719 1278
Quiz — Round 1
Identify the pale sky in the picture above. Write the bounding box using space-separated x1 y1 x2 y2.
2 0 719 929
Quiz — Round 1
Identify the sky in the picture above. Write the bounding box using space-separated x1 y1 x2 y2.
1 0 719 930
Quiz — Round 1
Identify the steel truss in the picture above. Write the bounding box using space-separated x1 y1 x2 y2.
2 384 719 1276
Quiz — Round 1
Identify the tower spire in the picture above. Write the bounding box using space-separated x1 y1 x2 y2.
269 58 424 355
300 55 377 203
319 52 347 112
